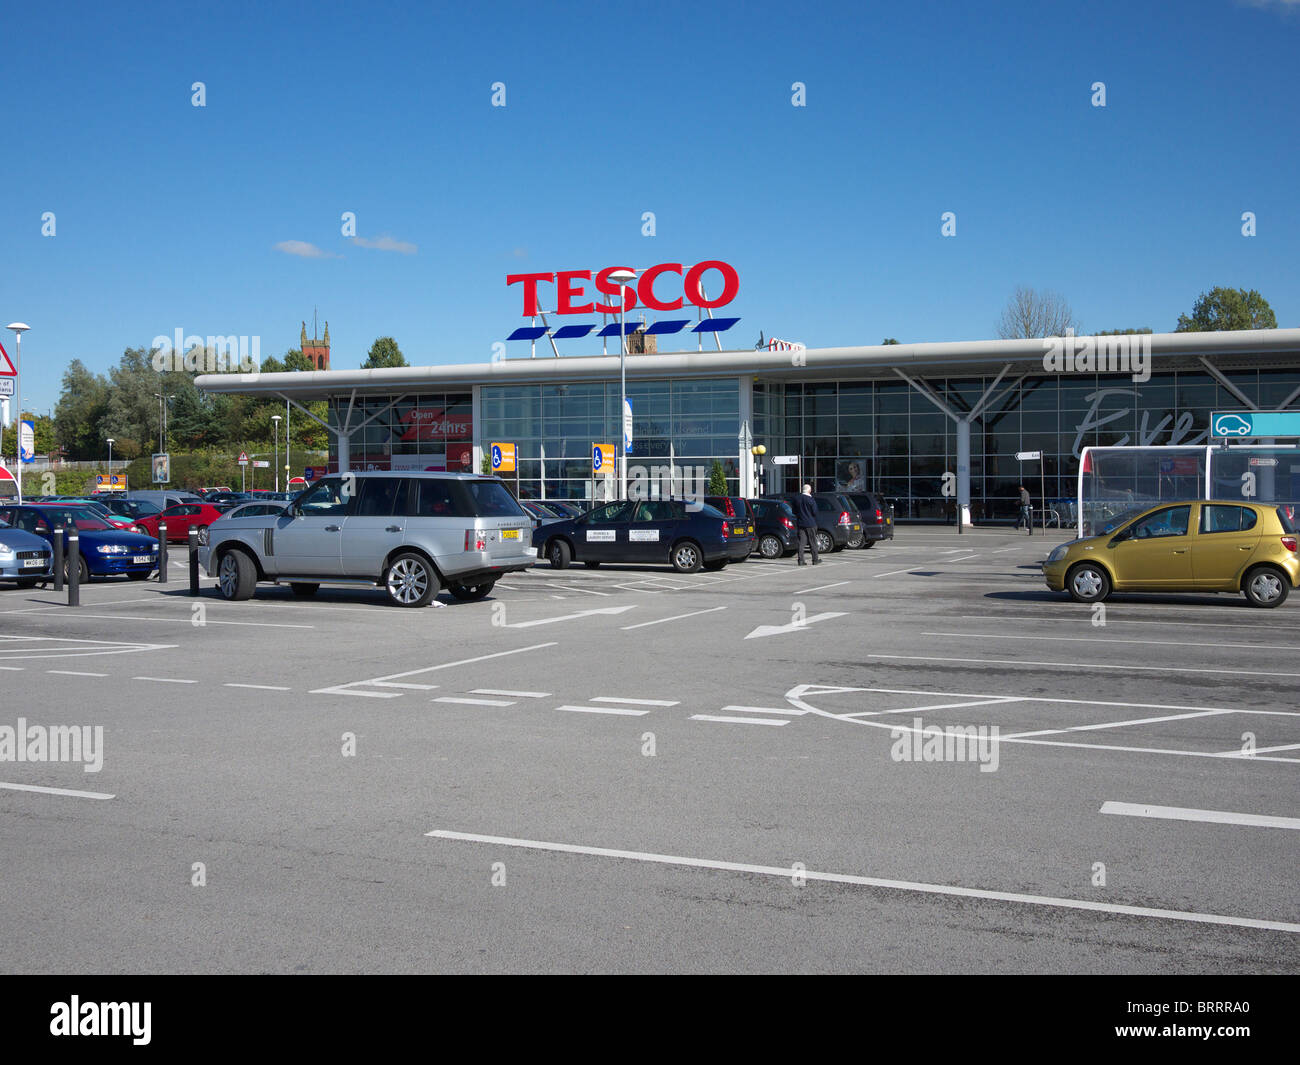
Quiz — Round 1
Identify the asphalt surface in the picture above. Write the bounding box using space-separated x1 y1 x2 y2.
0 525 1296 973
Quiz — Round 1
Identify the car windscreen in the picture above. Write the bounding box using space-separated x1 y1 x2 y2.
460 480 526 517
1098 507 1148 535
44 509 110 531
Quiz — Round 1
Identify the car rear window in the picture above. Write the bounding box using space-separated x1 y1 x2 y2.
1276 506 1299 535
461 479 526 518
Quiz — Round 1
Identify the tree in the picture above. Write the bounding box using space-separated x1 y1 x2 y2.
1175 288 1277 332
996 286 1079 339
282 349 315 373
707 458 728 496
1094 328 1152 335
881 338 900 345
54 359 110 459
363 337 407 369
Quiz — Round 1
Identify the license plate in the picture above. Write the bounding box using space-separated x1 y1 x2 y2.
502 529 520 541
22 558 44 568
132 555 152 564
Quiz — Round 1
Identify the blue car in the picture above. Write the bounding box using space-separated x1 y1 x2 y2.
0 504 159 582
0 520 55 587
532 498 735 573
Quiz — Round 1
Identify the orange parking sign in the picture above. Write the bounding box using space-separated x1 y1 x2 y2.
491 442 516 473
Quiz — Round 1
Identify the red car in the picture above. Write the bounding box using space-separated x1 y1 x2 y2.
134 503 227 544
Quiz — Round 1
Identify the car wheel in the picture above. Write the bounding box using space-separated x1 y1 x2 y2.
1066 562 1111 604
1243 566 1289 608
847 532 864 549
671 540 703 573
290 583 319 597
197 525 210 546
583 561 601 568
815 531 834 554
703 559 728 571
217 550 256 601
758 534 783 559
548 539 571 569
447 581 495 601
861 540 875 549
64 556 91 585
385 553 436 608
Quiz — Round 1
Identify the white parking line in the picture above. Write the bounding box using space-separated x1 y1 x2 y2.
133 676 197 684
558 704 649 717
592 697 679 706
1100 801 1300 831
691 715 789 726
0 781 115 800
471 689 550 698
867 653 1300 679
924 631 1298 652
620 606 727 630
224 683 291 691
0 666 23 671
426 829 1300 935
12 611 313 629
1218 742 1300 756
793 581 850 594
47 670 109 678
1004 709 1235 739
310 642 558 697
434 696 516 706
961 613 1300 632
720 704 807 716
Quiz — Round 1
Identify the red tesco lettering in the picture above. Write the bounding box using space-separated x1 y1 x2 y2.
507 261 738 316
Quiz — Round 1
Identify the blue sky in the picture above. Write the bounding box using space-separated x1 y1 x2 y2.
2 0 1298 413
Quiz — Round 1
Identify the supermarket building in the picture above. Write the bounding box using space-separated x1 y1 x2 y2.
196 327 1300 522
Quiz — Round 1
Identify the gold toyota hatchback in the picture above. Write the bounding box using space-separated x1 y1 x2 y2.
1042 501 1300 608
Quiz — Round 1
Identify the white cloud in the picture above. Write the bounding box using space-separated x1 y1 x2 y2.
274 240 341 259
351 234 418 254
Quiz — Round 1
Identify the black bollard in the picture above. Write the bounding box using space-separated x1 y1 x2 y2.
67 531 80 607
53 525 64 592
157 522 168 583
188 527 200 596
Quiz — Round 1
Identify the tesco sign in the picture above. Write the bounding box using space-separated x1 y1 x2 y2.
507 260 739 317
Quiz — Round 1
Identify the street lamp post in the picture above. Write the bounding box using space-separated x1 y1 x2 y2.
7 323 30 497
606 268 637 501
106 437 115 474
271 415 281 493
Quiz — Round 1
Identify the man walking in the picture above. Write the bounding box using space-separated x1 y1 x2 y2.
794 484 820 565
1018 485 1033 535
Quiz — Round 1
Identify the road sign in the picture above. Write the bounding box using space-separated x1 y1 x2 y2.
771 455 799 465
1015 451 1043 461
19 421 34 463
95 474 128 491
592 444 614 475
622 399 633 454
237 451 250 465
1212 411 1300 438
0 379 12 396
252 460 270 468
288 476 308 487
0 463 14 481
0 341 15 377
491 442 516 473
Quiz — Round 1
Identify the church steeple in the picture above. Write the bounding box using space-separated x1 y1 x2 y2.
301 316 331 370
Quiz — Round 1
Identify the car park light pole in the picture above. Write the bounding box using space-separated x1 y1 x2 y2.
272 415 281 493
607 268 637 501
7 323 29 498
106 437 114 473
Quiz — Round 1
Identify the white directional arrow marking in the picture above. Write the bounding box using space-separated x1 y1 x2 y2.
505 605 637 629
744 612 846 640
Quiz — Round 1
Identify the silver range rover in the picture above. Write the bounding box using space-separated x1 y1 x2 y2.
200 472 536 607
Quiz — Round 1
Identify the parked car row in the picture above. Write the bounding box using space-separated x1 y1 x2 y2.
0 503 159 583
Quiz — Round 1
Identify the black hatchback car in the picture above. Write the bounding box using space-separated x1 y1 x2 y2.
702 496 756 562
844 491 895 547
768 492 861 553
532 498 736 573
746 498 798 558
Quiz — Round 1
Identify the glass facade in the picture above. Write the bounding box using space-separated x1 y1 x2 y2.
327 393 473 473
479 379 740 501
322 366 1300 522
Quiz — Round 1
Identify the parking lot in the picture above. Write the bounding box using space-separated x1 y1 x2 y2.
1 526 1296 973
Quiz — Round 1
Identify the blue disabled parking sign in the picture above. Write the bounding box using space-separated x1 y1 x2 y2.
491 444 503 469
